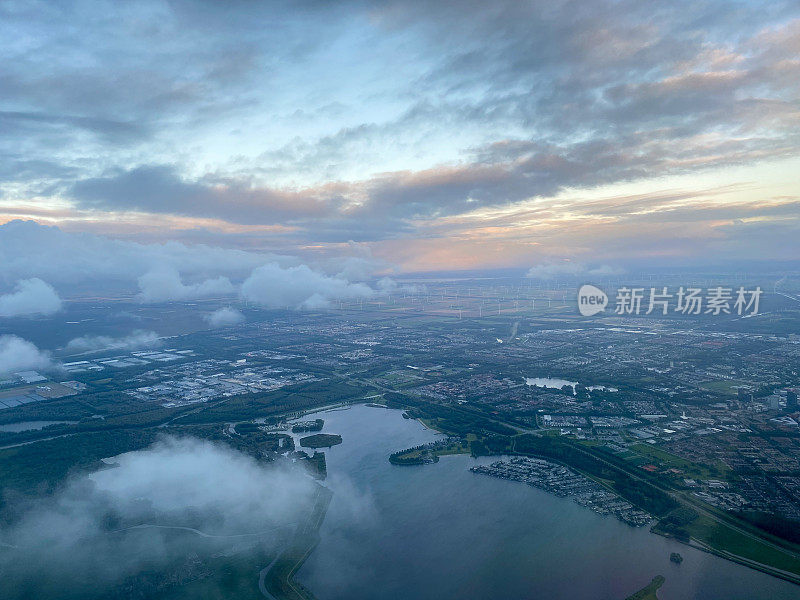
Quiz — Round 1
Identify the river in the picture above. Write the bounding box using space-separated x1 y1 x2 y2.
294 404 799 600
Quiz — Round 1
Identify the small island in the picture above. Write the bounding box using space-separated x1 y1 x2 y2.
670 552 683 564
389 437 470 465
300 433 342 448
389 447 438 465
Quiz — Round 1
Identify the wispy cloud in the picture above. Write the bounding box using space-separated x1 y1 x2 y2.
65 330 161 354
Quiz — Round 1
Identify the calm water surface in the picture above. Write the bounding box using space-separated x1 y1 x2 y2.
525 376 579 390
296 405 799 600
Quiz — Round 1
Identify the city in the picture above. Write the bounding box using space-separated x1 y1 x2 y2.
1 275 800 597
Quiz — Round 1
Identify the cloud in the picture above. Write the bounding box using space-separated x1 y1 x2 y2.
2 3 800 268
376 277 424 295
204 307 245 328
376 277 398 293
0 278 61 317
301 293 334 310
137 267 235 303
0 335 53 374
0 221 401 296
65 330 161 354
0 436 319 599
241 263 374 309
40 4 797 244
70 164 340 225
322 244 393 282
588 264 627 277
0 220 274 288
526 261 587 279
526 261 625 280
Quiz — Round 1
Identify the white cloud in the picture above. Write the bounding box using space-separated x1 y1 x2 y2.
376 277 425 295
376 277 398 293
526 261 625 280
0 335 53 374
65 330 161 354
0 220 276 288
0 436 319 597
241 262 374 309
204 307 245 328
300 293 332 310
319 243 393 282
587 264 626 277
526 261 587 279
0 278 62 317
0 222 398 302
137 267 235 303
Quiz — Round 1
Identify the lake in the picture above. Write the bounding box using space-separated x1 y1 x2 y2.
296 405 799 600
525 377 618 394
525 376 579 390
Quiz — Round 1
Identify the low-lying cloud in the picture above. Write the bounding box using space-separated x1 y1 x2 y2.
0 278 62 317
241 263 374 309
204 307 245 328
0 335 54 374
137 267 235 303
0 436 319 599
526 262 625 280
0 220 274 288
376 277 425 295
0 222 394 301
65 330 161 354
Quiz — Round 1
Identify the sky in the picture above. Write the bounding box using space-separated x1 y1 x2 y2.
1 0 799 274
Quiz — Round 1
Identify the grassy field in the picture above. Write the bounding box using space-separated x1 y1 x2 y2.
698 379 750 396
160 550 274 600
653 511 800 577
437 438 472 456
630 443 731 479
418 417 444 431
393 439 471 461
517 434 800 581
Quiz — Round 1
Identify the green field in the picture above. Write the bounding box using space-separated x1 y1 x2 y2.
698 379 750 396
654 511 800 577
630 443 730 480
